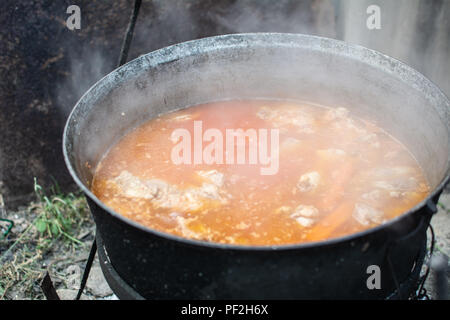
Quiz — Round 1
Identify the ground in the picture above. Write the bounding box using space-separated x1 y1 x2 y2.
0 183 448 300
0 182 117 300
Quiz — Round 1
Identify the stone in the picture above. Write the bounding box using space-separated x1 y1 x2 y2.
56 289 90 300
86 265 113 297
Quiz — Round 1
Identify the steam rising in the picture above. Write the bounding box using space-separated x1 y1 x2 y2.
58 0 449 119
57 48 114 117
339 0 450 96
59 0 449 189
207 0 335 36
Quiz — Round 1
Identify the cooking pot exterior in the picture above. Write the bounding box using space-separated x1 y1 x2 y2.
88 196 431 299
63 34 450 299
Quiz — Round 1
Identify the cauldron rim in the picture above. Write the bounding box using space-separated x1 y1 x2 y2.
63 33 450 251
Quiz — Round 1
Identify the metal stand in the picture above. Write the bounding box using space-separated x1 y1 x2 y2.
40 0 142 301
96 232 144 300
73 0 142 301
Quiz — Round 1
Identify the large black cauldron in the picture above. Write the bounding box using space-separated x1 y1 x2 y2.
63 34 450 299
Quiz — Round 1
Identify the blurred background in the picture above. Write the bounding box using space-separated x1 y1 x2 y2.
1 0 449 209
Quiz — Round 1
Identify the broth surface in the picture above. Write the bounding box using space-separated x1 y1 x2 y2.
92 100 429 245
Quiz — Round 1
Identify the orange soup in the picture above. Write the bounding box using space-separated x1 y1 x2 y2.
92 100 429 245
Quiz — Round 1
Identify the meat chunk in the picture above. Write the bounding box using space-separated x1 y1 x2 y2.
352 203 384 226
365 166 428 197
293 216 315 227
297 171 320 192
112 171 165 199
256 105 315 133
274 204 319 227
291 205 319 218
196 170 224 187
288 205 319 227
110 170 227 212
190 183 222 200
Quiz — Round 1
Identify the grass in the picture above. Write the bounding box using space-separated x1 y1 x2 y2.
438 202 450 214
33 178 88 245
0 179 92 300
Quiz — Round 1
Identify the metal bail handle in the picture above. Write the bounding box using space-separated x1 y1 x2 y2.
384 211 430 300
41 0 142 301
386 193 444 300
425 199 438 216
73 0 143 301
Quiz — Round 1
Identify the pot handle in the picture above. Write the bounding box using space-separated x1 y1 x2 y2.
384 196 441 300
384 212 429 299
425 199 438 216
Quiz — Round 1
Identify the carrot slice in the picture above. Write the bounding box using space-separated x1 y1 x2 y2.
319 160 354 212
306 201 355 241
